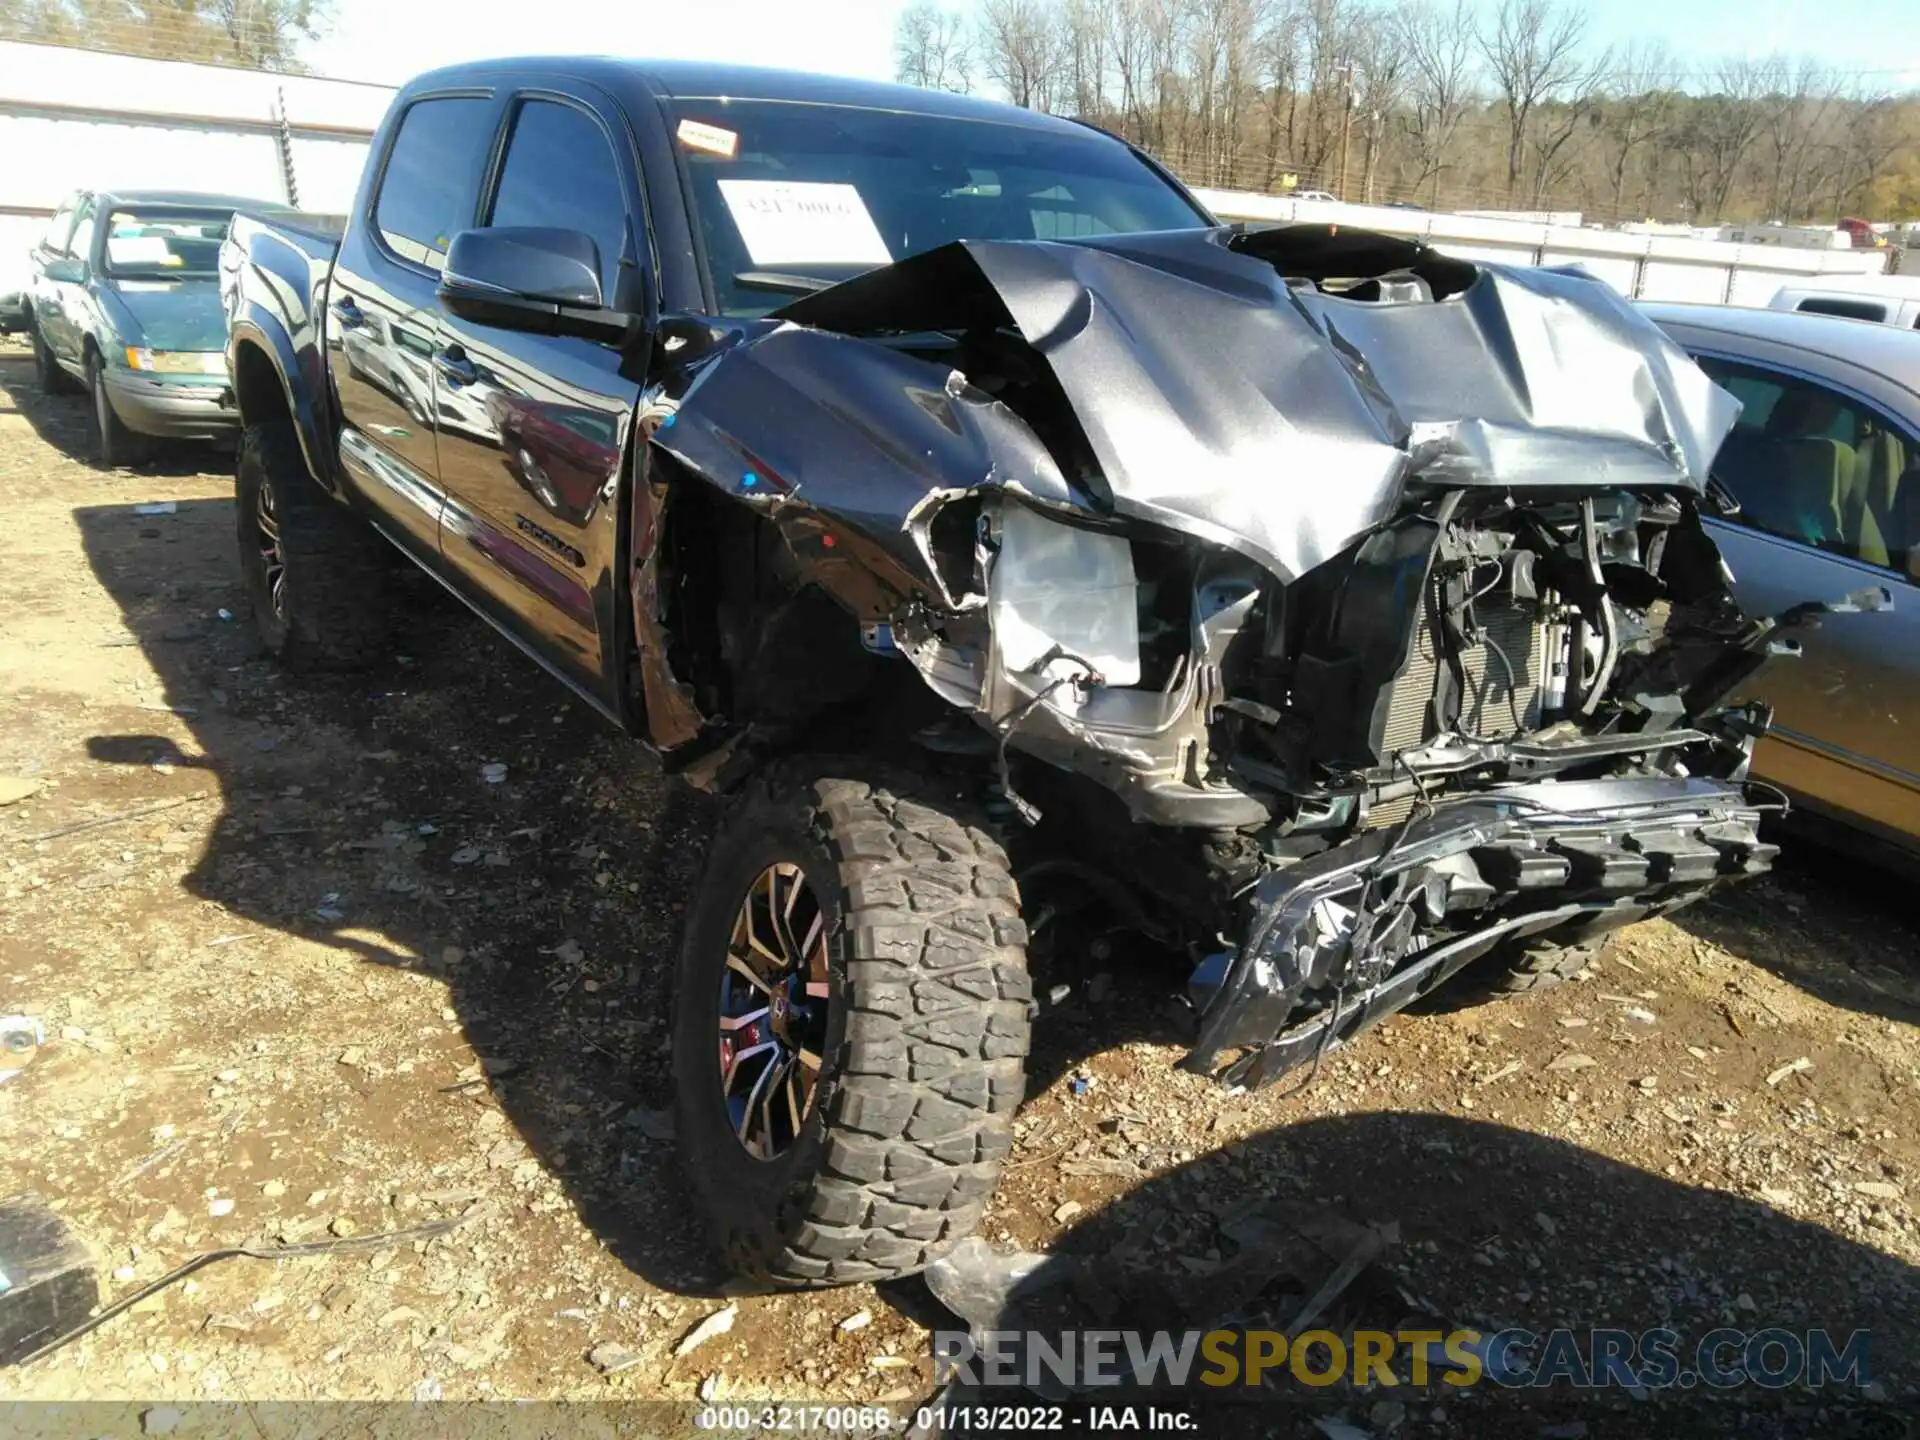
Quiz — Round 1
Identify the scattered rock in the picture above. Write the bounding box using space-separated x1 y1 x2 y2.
260 1181 286 1199
0 777 42 807
1765 1057 1812 1087
1855 1181 1903 1200
207 1197 235 1218
674 1304 738 1358
839 1309 873 1333
588 1342 645 1375
329 1216 358 1239
1053 1200 1084 1223
140 1407 182 1435
1546 1052 1596 1073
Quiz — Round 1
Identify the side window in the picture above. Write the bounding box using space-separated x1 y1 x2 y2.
42 203 75 254
1697 355 1913 571
372 95 494 271
66 198 98 267
486 98 629 302
1796 297 1887 323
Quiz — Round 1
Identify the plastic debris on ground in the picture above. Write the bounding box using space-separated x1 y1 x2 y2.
0 1018 43 1086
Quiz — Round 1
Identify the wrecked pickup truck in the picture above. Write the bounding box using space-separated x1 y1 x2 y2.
222 58 1788 1289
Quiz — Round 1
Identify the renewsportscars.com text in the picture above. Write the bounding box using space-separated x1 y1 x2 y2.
932 1327 1873 1391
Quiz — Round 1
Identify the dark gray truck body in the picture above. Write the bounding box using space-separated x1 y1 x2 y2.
222 57 1787 1094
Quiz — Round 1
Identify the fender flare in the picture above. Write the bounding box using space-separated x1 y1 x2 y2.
227 306 339 496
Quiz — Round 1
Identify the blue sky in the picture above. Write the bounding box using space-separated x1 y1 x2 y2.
305 0 1920 92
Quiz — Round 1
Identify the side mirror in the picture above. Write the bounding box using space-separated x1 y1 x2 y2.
438 227 637 345
44 257 88 284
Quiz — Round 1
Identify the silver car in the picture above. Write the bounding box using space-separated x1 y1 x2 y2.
1644 303 1919 863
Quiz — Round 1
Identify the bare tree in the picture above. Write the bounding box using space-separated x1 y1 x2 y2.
1829 87 1909 219
1478 0 1589 203
1396 0 1476 206
1669 56 1766 219
1252 1 1304 188
894 1 973 92
1594 41 1674 220
1 0 331 70
976 0 1066 110
1350 9 1410 203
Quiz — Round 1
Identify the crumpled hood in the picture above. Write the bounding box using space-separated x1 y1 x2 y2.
105 280 226 352
778 226 1739 582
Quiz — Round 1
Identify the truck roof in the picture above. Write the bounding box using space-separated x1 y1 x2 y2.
87 189 295 211
403 57 1109 140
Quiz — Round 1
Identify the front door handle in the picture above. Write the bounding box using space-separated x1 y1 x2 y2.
328 295 366 328
433 346 476 386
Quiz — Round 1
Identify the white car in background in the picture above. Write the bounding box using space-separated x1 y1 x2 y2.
1769 274 1920 329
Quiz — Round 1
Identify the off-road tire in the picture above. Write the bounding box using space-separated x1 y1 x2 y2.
235 420 390 671
673 767 1031 1289
31 319 78 394
89 353 152 468
1457 933 1615 1003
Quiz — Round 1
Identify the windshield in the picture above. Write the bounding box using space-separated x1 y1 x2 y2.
102 209 233 279
666 99 1210 317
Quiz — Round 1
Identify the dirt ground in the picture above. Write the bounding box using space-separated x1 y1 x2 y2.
1 337 1917 1436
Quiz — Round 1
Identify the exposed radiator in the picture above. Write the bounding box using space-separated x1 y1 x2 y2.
1371 598 1545 827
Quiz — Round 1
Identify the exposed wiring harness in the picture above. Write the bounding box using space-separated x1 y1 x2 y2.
993 646 1105 826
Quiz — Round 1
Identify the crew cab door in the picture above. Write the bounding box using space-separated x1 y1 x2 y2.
328 89 498 563
1687 347 1920 849
431 86 648 714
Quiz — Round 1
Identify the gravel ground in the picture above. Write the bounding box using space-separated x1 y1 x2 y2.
1 338 1916 1437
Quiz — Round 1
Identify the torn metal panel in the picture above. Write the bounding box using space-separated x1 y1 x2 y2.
650 322 1085 615
780 225 1739 582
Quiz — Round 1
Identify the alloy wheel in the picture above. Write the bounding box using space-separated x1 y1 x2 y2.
717 862 831 1160
256 482 287 621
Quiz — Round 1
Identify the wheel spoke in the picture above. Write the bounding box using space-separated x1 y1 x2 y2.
719 1004 769 1032
784 1064 804 1134
754 1051 794 1153
725 952 773 994
721 1038 779 1097
736 1047 784 1155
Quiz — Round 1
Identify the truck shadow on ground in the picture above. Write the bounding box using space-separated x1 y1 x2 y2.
910 1110 1917 1435
71 493 1190 1298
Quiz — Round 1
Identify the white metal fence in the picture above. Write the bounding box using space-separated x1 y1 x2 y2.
1192 188 1898 305
0 41 389 299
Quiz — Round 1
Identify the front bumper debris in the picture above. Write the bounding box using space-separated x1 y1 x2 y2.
1180 776 1775 1090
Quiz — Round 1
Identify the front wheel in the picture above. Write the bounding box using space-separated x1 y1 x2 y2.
89 354 152 468
672 768 1031 1288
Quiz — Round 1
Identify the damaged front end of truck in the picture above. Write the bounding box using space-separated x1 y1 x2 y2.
643 223 1798 1089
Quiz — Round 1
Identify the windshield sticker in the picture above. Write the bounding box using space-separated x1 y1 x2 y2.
677 118 740 158
107 236 182 267
717 180 893 267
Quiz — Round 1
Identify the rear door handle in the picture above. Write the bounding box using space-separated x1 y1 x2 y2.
433 347 477 386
